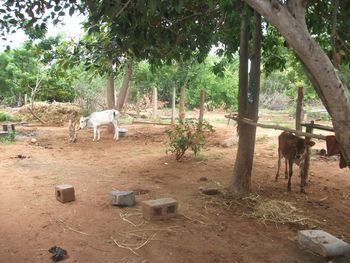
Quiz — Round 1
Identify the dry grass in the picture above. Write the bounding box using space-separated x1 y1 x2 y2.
244 194 314 226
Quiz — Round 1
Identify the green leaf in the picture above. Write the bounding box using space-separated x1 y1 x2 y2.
54 5 61 12
69 6 75 16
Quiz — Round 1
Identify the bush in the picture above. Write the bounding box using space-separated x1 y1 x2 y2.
0 112 19 122
165 120 214 160
0 131 16 143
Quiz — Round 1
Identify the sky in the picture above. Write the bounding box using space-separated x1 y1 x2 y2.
0 14 85 51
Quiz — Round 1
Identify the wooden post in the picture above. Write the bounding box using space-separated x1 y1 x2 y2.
199 89 205 124
302 121 314 193
136 89 140 118
24 94 28 105
152 87 157 119
296 86 304 132
179 84 186 123
171 86 176 125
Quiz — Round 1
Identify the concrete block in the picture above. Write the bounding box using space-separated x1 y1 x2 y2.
55 184 75 203
142 198 178 221
109 190 135 206
298 230 350 257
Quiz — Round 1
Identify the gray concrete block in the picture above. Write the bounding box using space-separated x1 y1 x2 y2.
298 230 350 257
142 198 178 220
109 190 135 206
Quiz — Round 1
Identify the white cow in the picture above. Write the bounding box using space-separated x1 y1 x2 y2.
79 109 120 141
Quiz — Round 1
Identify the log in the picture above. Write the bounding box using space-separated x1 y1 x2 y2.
225 114 327 140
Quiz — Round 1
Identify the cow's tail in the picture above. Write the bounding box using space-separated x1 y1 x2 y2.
113 109 120 126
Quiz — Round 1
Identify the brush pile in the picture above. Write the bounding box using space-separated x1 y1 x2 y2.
17 102 82 126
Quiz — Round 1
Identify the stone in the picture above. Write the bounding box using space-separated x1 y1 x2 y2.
298 230 350 257
142 198 178 221
109 190 135 206
55 184 75 203
220 137 238 148
30 138 37 144
199 186 221 195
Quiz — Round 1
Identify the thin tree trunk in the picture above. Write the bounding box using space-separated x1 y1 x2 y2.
331 0 340 69
199 89 205 124
179 82 187 123
171 86 176 125
136 89 140 118
116 60 133 112
230 10 262 194
107 74 115 109
152 87 158 119
295 86 304 132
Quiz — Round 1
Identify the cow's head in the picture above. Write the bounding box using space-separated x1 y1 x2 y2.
295 139 316 160
78 117 89 130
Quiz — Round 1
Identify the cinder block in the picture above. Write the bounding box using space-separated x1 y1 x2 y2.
298 230 350 257
142 198 178 221
55 184 75 203
109 190 135 206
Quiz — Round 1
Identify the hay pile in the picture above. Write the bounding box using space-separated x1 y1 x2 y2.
246 195 313 226
17 102 82 126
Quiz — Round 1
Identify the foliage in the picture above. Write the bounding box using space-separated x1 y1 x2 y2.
0 37 77 105
72 71 106 115
165 120 214 160
0 112 19 122
0 131 16 143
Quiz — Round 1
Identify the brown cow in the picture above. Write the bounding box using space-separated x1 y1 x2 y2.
275 132 315 192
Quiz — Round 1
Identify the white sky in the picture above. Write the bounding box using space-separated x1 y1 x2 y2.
0 14 85 51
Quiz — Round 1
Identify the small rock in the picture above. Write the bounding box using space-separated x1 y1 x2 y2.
199 187 221 195
30 138 37 144
199 176 208 182
109 190 135 206
220 137 238 147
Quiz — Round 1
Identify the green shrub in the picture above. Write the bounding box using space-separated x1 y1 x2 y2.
0 112 20 122
165 120 214 160
0 131 16 143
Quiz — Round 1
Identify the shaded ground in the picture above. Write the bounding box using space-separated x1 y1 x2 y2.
0 114 349 263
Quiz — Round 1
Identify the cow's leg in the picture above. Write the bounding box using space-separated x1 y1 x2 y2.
284 158 288 179
97 127 101 141
113 121 119 140
275 149 281 182
287 159 293 192
93 126 97 141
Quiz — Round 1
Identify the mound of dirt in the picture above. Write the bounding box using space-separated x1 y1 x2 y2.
16 102 82 126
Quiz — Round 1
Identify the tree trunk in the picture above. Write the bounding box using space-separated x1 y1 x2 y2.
244 0 350 167
230 10 261 194
116 60 133 112
295 86 304 132
107 74 115 109
179 82 187 123
152 87 158 119
199 89 205 124
171 86 176 125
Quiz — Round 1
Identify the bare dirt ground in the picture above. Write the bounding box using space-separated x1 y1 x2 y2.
1 113 350 263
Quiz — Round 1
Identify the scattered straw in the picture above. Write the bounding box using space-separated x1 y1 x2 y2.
55 218 89 236
247 197 313 226
181 213 206 225
119 209 145 227
111 232 157 256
